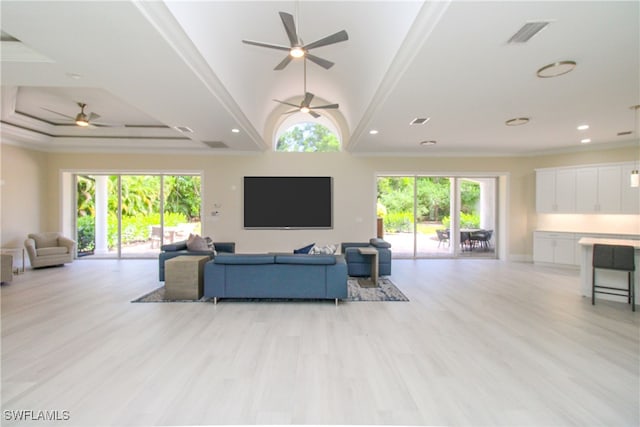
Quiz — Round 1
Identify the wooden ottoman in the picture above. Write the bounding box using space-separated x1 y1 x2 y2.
165 255 209 300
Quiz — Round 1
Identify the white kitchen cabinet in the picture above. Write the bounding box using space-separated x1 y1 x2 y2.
575 165 621 213
533 232 576 265
537 162 635 214
535 168 576 213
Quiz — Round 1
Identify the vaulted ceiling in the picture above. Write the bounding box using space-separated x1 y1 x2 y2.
1 1 638 155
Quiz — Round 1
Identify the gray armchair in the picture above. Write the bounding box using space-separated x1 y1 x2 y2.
24 232 76 268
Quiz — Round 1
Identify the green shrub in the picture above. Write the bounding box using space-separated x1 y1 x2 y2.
441 213 480 229
384 211 414 233
77 215 95 254
106 212 189 248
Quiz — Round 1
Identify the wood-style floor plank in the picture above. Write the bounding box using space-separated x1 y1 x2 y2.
1 258 638 426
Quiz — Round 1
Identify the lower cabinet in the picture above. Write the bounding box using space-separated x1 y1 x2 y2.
534 231 640 266
533 232 576 265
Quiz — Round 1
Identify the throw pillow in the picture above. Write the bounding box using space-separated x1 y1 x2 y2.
309 243 338 255
294 243 315 254
186 234 209 251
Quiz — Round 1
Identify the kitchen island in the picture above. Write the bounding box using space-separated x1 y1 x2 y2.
577 237 640 307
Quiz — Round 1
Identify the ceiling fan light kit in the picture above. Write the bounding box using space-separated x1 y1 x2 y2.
242 11 348 71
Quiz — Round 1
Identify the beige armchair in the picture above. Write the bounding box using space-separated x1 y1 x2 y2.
24 232 76 268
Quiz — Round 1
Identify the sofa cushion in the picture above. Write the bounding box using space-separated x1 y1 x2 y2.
276 254 336 265
294 243 315 254
187 234 209 251
37 247 68 256
369 238 391 248
161 240 188 251
30 233 60 249
214 254 275 265
309 244 338 255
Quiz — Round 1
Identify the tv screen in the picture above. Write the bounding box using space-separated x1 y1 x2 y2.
244 176 333 229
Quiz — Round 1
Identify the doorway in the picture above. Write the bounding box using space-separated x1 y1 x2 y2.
74 173 202 258
377 175 498 259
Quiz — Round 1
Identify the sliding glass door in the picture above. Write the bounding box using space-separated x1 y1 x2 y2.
75 173 202 259
377 175 498 259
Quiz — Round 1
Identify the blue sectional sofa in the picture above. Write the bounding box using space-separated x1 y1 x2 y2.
158 240 235 281
204 253 348 304
341 238 392 277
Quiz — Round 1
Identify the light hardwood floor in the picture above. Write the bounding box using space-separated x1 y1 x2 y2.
1 259 638 426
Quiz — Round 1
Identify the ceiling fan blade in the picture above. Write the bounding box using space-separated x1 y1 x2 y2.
309 110 321 119
273 99 300 108
303 30 348 51
312 104 339 110
306 53 334 70
279 12 299 46
41 107 75 120
284 109 299 115
88 112 101 121
242 39 291 52
302 92 314 108
274 55 292 70
91 122 124 128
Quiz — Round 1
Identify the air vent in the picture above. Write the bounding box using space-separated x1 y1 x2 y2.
202 141 228 149
410 117 430 125
173 126 193 133
508 22 550 44
617 131 633 136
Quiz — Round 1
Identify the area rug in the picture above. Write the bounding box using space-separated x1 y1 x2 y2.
132 277 408 303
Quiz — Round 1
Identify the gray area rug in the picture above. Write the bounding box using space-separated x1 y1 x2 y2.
132 277 408 303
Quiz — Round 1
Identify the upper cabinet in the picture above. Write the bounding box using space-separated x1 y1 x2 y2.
535 168 576 213
536 162 639 214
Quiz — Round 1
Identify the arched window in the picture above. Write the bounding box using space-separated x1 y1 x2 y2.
275 121 341 152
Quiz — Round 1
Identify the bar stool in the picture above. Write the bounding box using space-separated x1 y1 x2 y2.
592 244 635 311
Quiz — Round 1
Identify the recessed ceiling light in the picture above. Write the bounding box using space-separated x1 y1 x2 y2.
536 61 576 78
577 124 589 131
369 129 379 135
420 140 437 146
505 117 530 126
581 138 591 144
66 73 81 80
231 128 240 133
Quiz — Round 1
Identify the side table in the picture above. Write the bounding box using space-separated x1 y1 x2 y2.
165 255 209 300
0 248 25 274
357 247 379 288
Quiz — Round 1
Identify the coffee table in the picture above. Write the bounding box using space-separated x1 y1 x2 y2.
165 255 209 300
357 247 379 287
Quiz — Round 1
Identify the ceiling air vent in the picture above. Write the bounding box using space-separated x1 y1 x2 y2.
508 22 550 44
173 125 193 133
202 141 228 149
410 117 430 125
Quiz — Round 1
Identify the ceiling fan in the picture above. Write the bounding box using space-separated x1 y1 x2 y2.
242 11 348 70
273 58 339 118
274 92 338 118
42 102 119 127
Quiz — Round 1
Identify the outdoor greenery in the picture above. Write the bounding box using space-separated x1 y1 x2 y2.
377 177 481 233
76 174 201 252
276 123 340 152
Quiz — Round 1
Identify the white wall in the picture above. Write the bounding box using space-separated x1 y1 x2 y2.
2 142 638 260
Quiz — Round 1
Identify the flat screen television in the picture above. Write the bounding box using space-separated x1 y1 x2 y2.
244 176 333 229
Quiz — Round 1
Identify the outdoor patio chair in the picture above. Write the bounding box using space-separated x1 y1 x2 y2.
436 229 450 248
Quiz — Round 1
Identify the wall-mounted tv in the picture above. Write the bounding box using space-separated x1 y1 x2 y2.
244 176 333 229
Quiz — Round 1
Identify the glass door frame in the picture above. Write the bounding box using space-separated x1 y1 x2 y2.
377 173 501 260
